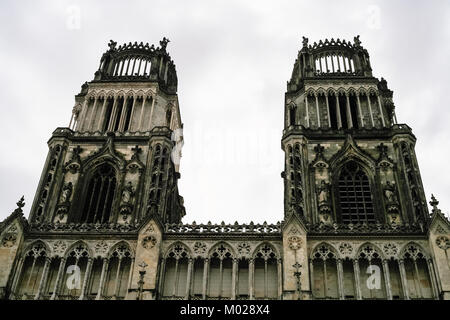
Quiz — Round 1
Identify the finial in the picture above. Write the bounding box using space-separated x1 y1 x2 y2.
302 36 308 48
138 261 148 270
160 37 170 51
108 39 117 51
430 194 440 214
354 35 361 47
16 196 25 209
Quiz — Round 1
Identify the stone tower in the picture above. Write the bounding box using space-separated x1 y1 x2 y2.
29 38 185 227
280 36 448 299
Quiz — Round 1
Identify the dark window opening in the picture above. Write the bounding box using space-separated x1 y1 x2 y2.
123 98 133 131
338 95 348 129
337 161 375 224
289 107 296 126
113 98 124 131
103 99 114 131
328 95 338 129
349 95 359 129
81 163 116 223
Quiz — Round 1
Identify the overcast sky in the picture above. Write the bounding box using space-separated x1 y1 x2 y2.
0 1 449 224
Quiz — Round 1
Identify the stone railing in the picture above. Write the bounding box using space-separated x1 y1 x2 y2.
165 222 282 235
307 222 425 234
29 222 138 233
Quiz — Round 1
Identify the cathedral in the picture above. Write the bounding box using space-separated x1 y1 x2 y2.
0 36 449 301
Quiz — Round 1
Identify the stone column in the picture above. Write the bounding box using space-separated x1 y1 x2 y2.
325 94 331 128
309 259 314 298
202 258 209 300
249 258 254 300
336 94 342 129
356 94 364 128
68 113 74 129
315 93 321 128
35 257 51 300
125 257 135 300
79 258 93 300
346 94 353 128
353 260 362 300
96 258 109 300
185 258 193 300
108 97 119 131
367 94 375 128
50 257 66 300
277 259 282 299
337 259 345 300
157 258 166 299
76 98 89 132
147 96 157 131
118 97 129 131
305 94 310 127
377 95 386 127
382 260 393 300
10 256 24 298
138 96 147 131
398 259 409 300
128 96 137 132
231 258 237 300
427 259 440 300
87 97 98 131
113 258 124 299
97 97 108 131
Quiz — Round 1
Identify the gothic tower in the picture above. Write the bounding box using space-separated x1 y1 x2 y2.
281 36 448 300
29 38 185 227
283 35 428 226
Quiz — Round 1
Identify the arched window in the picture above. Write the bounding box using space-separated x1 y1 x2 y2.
208 244 233 299
253 244 278 299
357 245 387 299
402 244 433 299
311 244 339 299
337 161 375 224
16 242 48 299
81 164 117 223
103 244 133 299
162 244 190 299
60 243 90 300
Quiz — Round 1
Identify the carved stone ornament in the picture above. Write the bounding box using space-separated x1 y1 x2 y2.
289 226 300 235
94 241 109 255
237 242 251 256
141 236 157 249
383 243 398 257
193 241 207 255
52 240 68 256
144 223 155 235
60 182 73 204
1 233 17 247
436 236 450 250
288 236 302 251
338 242 353 256
435 224 447 234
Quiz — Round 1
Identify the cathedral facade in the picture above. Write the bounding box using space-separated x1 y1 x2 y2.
0 36 449 300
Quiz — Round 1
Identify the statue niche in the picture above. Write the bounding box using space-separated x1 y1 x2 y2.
383 181 401 224
55 182 73 223
119 181 135 222
317 180 332 225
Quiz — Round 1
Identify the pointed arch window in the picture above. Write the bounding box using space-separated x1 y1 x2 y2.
81 163 117 223
337 161 375 224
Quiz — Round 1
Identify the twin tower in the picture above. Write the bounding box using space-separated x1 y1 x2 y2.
0 36 449 300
